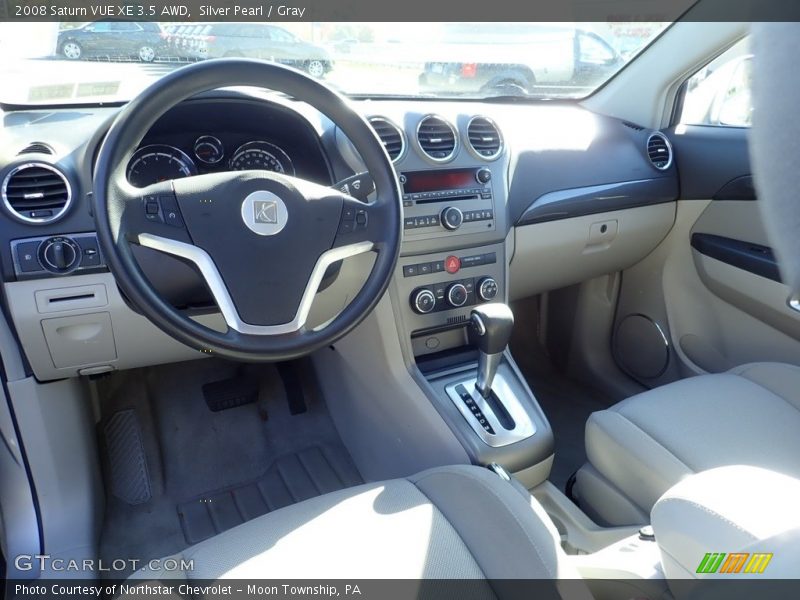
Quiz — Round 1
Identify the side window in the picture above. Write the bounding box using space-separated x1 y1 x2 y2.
680 37 752 128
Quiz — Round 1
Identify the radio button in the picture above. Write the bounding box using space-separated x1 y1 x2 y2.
476 168 492 184
441 206 463 230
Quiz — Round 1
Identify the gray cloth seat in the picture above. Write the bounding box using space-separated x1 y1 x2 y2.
574 362 800 526
129 465 590 596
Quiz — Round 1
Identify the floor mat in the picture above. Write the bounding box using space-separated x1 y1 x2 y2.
178 443 361 544
96 358 361 575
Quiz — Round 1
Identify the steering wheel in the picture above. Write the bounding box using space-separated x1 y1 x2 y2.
93 59 402 361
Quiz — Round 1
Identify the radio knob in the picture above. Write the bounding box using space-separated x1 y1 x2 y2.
441 206 463 230
477 277 499 302
447 283 468 308
476 168 492 184
411 289 436 314
39 236 81 273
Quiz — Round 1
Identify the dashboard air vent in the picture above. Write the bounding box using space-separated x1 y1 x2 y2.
646 132 673 170
416 115 457 161
467 116 503 159
368 116 405 162
18 142 54 156
2 162 72 224
622 121 645 131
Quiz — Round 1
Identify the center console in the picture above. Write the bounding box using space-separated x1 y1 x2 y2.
388 154 554 487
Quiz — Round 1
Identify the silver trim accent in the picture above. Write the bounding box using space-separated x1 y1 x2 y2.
412 289 436 314
447 283 468 307
445 373 536 448
367 116 406 163
1 162 72 225
646 132 673 171
471 313 486 336
466 116 504 161
789 297 800 313
416 114 458 163
193 135 224 165
441 206 463 230
476 351 503 398
137 233 373 335
477 277 498 302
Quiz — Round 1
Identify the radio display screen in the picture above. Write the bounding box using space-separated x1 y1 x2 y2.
402 169 476 193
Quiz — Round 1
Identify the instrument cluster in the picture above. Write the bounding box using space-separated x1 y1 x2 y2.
126 136 295 188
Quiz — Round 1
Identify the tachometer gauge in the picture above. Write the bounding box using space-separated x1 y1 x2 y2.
229 141 295 175
193 135 224 165
127 145 198 188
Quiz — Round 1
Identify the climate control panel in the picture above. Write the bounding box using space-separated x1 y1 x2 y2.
410 276 498 314
11 233 106 279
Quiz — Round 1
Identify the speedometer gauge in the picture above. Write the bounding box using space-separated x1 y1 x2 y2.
229 141 295 175
127 145 198 188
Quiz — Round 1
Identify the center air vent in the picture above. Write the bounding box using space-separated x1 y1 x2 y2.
416 115 457 161
2 162 72 224
646 132 673 170
368 116 405 162
467 116 503 160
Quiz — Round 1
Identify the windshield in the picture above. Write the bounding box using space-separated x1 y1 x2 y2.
0 22 670 105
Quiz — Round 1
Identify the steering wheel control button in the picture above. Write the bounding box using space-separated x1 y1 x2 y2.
14 241 44 273
447 283 469 308
143 194 161 222
445 255 461 274
241 190 288 236
476 168 492 184
412 289 437 314
441 206 464 230
335 172 375 202
159 194 184 227
478 277 499 301
39 236 81 273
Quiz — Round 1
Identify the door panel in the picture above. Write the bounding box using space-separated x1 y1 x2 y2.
611 126 800 387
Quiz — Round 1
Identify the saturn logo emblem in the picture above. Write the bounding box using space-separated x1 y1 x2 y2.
253 200 278 224
241 191 288 236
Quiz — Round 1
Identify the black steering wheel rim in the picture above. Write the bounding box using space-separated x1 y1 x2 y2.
93 59 402 361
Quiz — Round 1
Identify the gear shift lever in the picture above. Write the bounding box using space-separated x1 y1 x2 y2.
470 303 514 398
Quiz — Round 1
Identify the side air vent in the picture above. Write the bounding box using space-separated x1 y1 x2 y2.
18 142 55 155
467 116 503 160
2 162 72 224
647 132 673 170
368 116 405 162
416 115 457 162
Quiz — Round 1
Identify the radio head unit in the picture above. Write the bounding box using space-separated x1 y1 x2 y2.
401 167 496 237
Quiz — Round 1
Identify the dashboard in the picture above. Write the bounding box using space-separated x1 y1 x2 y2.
0 89 679 380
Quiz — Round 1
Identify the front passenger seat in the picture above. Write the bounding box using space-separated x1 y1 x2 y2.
574 363 800 526
130 465 591 597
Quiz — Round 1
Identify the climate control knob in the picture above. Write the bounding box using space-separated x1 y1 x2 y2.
477 277 499 301
38 236 81 273
411 289 436 314
441 206 463 231
447 283 469 308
